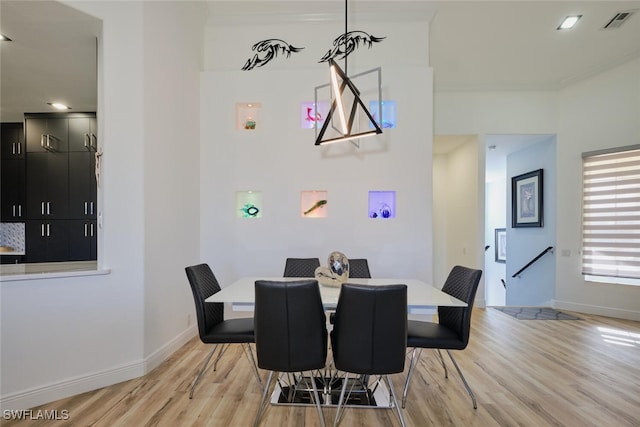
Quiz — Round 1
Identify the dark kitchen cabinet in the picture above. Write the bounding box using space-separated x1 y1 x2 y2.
25 116 69 153
1 123 26 221
68 152 97 219
26 152 69 220
69 116 98 152
25 220 70 263
68 220 97 261
1 122 25 159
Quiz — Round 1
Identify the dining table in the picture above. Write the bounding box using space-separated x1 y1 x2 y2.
204 276 467 409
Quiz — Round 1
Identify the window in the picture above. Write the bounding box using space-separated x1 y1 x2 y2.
582 146 640 282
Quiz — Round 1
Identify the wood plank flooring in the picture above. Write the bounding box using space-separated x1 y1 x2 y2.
4 308 640 426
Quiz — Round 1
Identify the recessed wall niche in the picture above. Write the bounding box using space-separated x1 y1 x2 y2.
236 102 261 130
300 191 328 218
368 191 396 219
236 191 262 218
300 101 329 129
369 100 397 129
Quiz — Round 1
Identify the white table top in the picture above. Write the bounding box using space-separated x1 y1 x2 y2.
206 277 466 309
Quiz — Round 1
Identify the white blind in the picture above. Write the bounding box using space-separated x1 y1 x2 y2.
582 147 640 279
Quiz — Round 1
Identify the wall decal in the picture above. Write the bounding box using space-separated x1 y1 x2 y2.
319 31 385 63
241 39 304 71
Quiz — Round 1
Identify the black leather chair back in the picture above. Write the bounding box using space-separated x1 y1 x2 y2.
254 280 328 372
438 265 482 347
347 258 371 278
332 283 407 375
185 264 224 340
283 257 321 277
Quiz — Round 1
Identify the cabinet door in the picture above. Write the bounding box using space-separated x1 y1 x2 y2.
0 159 26 220
68 117 96 151
25 152 69 219
25 118 68 152
25 221 69 263
68 220 96 261
1 123 25 159
68 152 96 218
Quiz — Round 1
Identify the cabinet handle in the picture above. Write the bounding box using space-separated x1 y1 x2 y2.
18 204 21 217
41 134 46 148
47 223 50 237
41 201 45 215
84 202 88 215
90 202 94 215
17 142 21 155
90 223 94 237
84 223 88 237
41 223 45 237
46 201 51 215
90 134 97 151
12 142 16 155
84 133 90 149
12 205 16 217
47 135 52 149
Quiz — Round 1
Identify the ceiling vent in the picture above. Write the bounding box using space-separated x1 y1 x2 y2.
602 11 635 30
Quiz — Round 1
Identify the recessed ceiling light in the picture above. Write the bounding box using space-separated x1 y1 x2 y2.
47 102 71 110
558 15 582 30
0 33 12 41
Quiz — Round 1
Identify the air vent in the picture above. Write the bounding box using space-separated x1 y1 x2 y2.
602 11 635 29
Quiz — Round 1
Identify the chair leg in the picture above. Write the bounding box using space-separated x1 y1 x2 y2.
212 344 228 371
189 344 219 399
402 348 422 408
436 349 448 378
446 350 477 409
243 343 263 390
384 375 406 427
253 370 276 427
333 372 350 427
302 373 326 427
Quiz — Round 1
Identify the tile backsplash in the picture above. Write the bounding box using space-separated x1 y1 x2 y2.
0 223 26 253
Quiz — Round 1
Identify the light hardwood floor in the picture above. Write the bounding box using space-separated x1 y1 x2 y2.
5 308 640 426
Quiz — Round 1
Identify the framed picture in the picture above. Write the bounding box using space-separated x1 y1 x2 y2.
511 169 543 228
495 228 506 263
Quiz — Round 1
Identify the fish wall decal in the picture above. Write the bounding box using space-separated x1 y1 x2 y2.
319 31 385 63
241 38 304 71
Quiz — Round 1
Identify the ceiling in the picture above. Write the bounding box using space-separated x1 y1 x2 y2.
2 1 639 177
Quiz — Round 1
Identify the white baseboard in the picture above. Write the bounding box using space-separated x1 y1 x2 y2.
0 325 197 412
553 300 640 321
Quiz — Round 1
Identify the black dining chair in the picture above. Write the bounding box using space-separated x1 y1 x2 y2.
283 257 321 277
401 265 482 409
253 279 328 427
185 263 262 399
331 283 408 426
347 258 372 278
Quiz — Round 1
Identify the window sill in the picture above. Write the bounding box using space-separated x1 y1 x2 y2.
0 261 110 282
585 275 640 287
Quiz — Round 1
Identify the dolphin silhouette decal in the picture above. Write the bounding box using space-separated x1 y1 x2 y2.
319 31 385 63
241 39 304 71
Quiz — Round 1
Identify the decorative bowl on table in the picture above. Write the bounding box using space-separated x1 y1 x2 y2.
315 251 349 287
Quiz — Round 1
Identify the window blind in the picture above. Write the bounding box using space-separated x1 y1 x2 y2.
582 147 640 279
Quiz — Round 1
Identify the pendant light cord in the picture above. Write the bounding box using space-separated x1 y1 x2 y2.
344 0 348 76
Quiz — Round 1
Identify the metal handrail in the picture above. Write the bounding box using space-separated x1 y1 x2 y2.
512 246 554 278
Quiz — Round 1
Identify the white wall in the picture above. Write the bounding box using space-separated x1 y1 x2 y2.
485 177 507 306
0 1 205 411
200 17 434 284
554 58 640 319
433 138 482 290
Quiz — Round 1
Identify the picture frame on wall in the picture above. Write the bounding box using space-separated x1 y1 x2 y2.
511 169 543 228
495 228 506 263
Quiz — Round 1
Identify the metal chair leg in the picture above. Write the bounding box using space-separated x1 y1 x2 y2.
212 344 228 371
253 371 276 427
189 344 219 399
243 343 263 390
402 348 422 408
302 373 326 427
333 372 350 426
446 350 477 409
436 349 448 378
384 375 406 427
